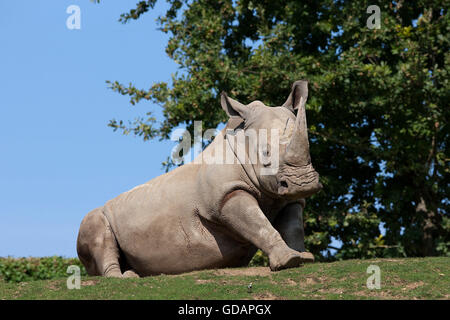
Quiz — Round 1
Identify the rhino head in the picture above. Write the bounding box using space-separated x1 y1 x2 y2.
221 80 322 200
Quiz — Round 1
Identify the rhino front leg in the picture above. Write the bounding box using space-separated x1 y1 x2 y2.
274 201 314 263
219 190 303 271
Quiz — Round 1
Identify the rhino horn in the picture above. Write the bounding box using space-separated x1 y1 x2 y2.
284 81 311 166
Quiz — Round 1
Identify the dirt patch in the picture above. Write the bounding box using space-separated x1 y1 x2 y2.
368 258 406 264
353 289 407 300
168 270 204 278
402 281 424 291
167 266 273 278
284 278 297 286
297 276 326 288
306 277 321 285
214 267 271 277
195 279 213 284
46 281 61 291
82 280 99 286
194 278 242 286
318 287 344 295
252 292 283 300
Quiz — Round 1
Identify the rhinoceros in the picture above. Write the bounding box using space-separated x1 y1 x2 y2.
77 80 322 277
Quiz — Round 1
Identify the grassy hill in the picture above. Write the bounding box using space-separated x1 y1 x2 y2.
0 257 448 300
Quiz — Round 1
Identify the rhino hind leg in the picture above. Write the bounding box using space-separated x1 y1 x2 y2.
77 207 126 278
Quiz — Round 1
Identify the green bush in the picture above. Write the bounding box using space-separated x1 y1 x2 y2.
248 250 269 267
0 256 87 283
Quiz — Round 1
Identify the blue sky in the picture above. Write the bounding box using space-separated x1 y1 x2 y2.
0 1 177 257
0 1 345 259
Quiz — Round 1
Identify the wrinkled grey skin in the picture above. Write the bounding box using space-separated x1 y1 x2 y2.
77 80 322 277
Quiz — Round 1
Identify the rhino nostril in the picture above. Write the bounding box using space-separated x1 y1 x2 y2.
280 180 288 188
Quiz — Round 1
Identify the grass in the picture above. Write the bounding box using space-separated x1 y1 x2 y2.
0 257 448 300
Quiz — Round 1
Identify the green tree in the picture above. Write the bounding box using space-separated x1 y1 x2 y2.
103 0 449 259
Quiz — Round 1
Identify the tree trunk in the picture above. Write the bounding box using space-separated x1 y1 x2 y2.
416 196 438 256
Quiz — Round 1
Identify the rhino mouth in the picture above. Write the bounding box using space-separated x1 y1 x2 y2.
277 165 322 198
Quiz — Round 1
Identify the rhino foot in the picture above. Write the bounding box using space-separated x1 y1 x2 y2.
269 248 316 271
269 246 303 271
104 264 123 278
104 271 123 278
270 253 302 271
299 251 315 263
123 270 140 278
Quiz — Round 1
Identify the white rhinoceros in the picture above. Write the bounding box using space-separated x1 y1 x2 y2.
77 80 322 277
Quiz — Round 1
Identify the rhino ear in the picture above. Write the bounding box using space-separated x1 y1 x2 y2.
282 80 308 112
221 92 249 120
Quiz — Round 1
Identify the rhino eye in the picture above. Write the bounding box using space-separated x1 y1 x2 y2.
260 146 271 166
261 146 270 157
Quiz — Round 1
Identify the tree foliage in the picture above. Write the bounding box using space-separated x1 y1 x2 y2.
104 0 449 260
